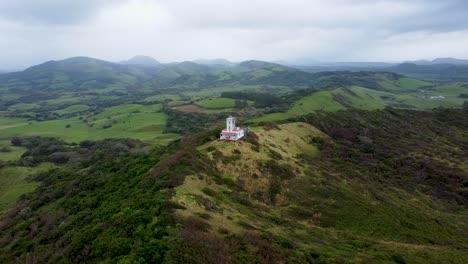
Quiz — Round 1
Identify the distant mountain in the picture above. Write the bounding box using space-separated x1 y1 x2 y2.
386 63 468 81
120 55 160 66
0 56 431 104
238 60 288 70
405 57 468 65
192 58 235 66
0 56 157 94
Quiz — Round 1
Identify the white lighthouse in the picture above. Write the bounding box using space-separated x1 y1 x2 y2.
220 116 248 141
226 116 236 132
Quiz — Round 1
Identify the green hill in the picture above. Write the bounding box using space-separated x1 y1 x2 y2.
0 108 466 263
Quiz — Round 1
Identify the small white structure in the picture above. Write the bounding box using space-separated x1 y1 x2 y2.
220 116 247 141
429 95 445 100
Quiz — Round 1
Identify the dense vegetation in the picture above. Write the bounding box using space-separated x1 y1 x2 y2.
0 139 176 263
1 108 466 263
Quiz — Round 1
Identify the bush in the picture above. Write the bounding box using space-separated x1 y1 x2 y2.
11 137 24 146
0 146 12 153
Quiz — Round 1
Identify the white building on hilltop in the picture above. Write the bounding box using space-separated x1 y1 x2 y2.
220 116 249 141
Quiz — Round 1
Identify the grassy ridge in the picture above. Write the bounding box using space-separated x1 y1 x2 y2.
0 163 54 215
168 108 468 263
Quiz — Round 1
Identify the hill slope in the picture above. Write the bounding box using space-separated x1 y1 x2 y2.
0 108 467 263
120 55 160 66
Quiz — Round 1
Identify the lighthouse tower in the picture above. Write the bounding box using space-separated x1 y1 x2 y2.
226 116 236 132
219 116 246 141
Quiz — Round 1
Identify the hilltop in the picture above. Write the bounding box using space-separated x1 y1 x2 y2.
120 55 161 66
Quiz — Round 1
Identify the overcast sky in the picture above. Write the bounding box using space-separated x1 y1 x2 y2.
1 0 468 69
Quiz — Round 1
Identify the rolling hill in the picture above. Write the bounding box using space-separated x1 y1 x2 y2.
120 55 160 66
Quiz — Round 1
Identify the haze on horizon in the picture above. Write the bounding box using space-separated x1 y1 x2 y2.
1 0 468 70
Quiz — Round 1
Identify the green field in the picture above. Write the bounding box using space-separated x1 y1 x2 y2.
0 103 177 144
8 103 39 111
53 104 90 115
379 77 432 92
0 163 54 215
195 98 253 109
0 140 27 161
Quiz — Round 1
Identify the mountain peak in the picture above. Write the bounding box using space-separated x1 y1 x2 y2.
239 60 285 69
120 55 160 66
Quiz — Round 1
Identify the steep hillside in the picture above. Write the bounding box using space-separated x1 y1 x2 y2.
1 108 467 263
168 109 468 263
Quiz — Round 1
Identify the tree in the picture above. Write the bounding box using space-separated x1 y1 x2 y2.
11 137 24 146
234 99 242 108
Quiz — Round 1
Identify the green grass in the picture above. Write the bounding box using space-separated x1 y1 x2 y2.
0 163 54 215
0 113 176 144
395 95 465 109
289 90 346 115
143 94 182 102
249 87 390 123
92 103 162 120
399 77 432 89
7 103 39 111
53 104 89 115
379 77 432 92
44 96 86 106
331 86 391 110
432 83 468 96
250 112 293 122
181 85 292 100
0 103 176 144
194 98 253 109
0 140 27 161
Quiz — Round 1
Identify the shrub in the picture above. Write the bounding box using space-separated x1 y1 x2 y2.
0 146 12 153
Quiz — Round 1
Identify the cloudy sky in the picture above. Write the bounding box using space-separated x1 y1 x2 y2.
1 0 468 69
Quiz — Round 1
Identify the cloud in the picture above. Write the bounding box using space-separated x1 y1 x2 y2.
0 0 108 25
1 0 468 69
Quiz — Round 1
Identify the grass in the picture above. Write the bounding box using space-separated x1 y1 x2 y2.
185 122 323 234
53 104 89 115
7 103 39 111
92 103 162 120
0 163 54 215
0 103 176 144
0 113 175 144
143 94 182 102
195 98 253 109
289 91 346 115
195 98 237 109
399 77 432 89
181 85 292 100
379 77 432 92
0 140 26 161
